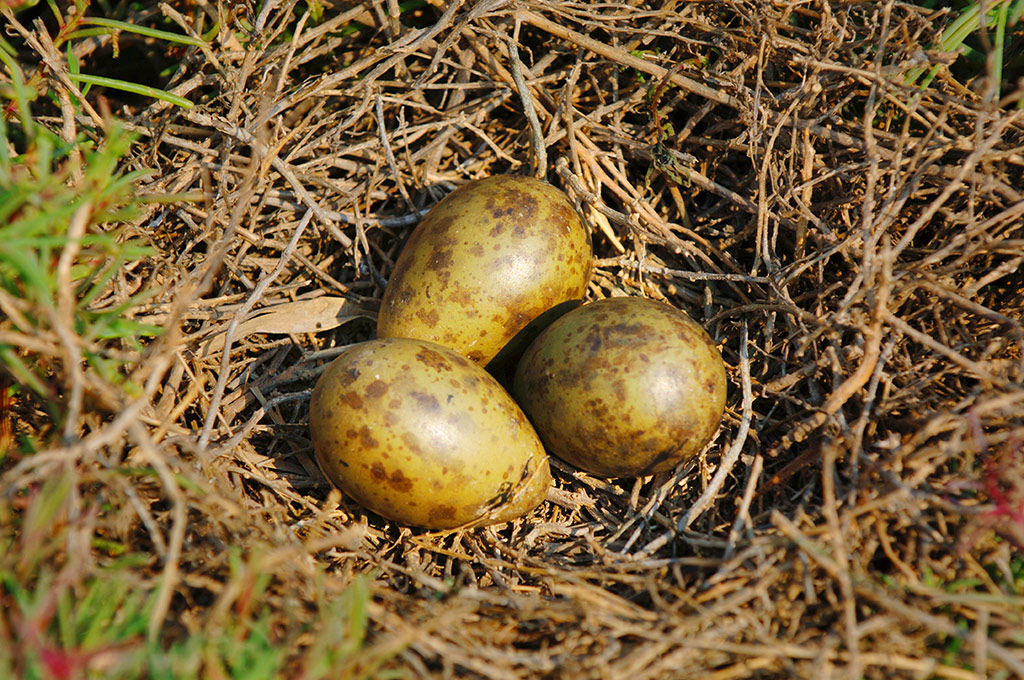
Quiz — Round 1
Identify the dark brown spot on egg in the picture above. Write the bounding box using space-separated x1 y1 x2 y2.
358 426 378 449
410 391 440 413
484 195 506 217
370 462 386 482
449 287 473 307
415 347 453 372
505 189 538 220
366 379 388 399
553 203 573 227
426 247 453 274
400 432 424 456
415 307 440 328
337 367 360 387
339 391 363 410
502 309 534 338
424 213 457 237
388 469 413 492
430 505 456 522
612 380 627 402
609 321 647 338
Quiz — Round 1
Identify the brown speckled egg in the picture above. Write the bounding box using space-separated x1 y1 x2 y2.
377 175 592 365
512 297 727 478
309 338 551 529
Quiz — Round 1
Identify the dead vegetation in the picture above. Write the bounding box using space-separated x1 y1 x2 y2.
3 0 1024 677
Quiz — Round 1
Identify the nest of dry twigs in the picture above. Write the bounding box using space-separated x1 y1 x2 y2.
4 1 1024 677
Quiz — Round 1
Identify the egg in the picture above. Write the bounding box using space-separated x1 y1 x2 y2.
512 297 727 478
377 175 593 365
309 337 551 529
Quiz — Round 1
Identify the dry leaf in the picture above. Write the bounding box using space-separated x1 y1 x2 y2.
201 297 375 356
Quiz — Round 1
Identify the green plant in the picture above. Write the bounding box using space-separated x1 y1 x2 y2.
0 15 191 433
0 466 398 680
3 0 200 109
299 574 371 680
906 0 1024 101
0 469 147 680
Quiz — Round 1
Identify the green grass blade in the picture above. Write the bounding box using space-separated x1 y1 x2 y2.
0 50 38 144
0 346 51 401
993 0 1010 100
79 580 127 647
0 242 56 309
64 73 194 109
57 587 75 650
61 27 119 42
905 0 1021 89
79 17 207 48
1012 0 1024 23
941 4 984 53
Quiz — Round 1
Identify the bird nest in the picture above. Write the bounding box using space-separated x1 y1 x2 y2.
2 1 1023 677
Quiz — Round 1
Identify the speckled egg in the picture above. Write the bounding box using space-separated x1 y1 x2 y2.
309 337 551 529
512 297 727 478
377 175 593 365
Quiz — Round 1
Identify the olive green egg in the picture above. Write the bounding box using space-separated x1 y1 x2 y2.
309 337 551 529
512 297 727 478
377 175 593 365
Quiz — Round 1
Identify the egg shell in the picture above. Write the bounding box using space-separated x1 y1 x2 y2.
512 297 727 478
377 175 593 365
309 338 551 529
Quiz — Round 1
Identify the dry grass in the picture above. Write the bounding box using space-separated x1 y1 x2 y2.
3 0 1024 677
